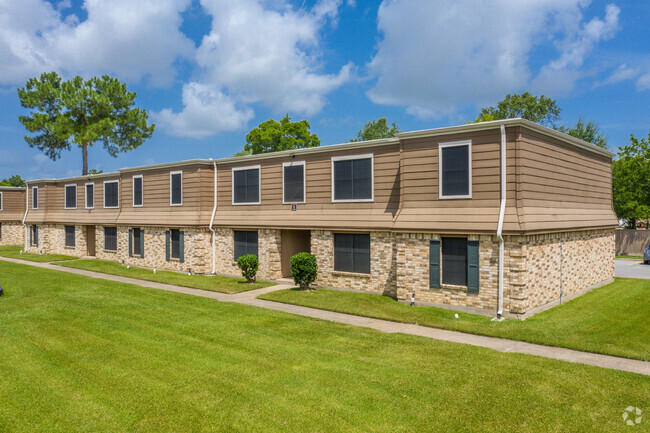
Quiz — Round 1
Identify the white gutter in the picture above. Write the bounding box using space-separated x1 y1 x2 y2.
496 125 507 319
208 161 218 274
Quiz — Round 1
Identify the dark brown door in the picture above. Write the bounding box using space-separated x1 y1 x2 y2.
86 226 96 256
281 230 311 277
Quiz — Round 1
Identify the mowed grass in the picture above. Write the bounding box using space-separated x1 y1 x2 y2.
0 245 78 262
57 259 274 294
260 278 650 361
0 261 647 433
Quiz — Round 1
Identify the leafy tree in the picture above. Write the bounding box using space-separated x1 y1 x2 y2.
0 174 26 187
244 114 319 155
17 72 155 176
350 117 401 142
471 92 561 127
613 133 650 228
558 118 608 149
87 169 104 175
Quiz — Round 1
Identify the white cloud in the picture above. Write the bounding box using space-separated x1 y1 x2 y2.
153 82 254 139
367 0 621 119
637 72 650 91
594 63 640 87
0 0 194 86
155 0 352 138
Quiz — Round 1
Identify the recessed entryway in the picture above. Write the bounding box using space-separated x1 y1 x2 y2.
280 230 311 277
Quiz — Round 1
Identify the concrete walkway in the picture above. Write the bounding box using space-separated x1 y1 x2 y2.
1 256 649 377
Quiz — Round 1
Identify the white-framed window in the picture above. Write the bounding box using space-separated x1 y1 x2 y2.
85 183 94 209
331 153 374 203
133 175 143 207
439 140 472 199
104 180 119 208
64 184 77 209
282 161 306 204
232 165 261 205
32 186 38 210
170 171 182 206
0 191 3 211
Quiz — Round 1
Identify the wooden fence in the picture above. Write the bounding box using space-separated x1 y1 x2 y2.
616 229 650 256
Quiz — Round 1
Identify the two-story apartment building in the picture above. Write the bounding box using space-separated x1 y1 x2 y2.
0 186 26 246
22 119 617 318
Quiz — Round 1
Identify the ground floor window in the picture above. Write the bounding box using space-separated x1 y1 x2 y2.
0 223 2 240
442 237 467 286
166 229 184 262
30 225 38 247
104 227 117 251
333 233 370 274
130 228 144 257
234 230 258 261
430 237 479 291
65 225 75 247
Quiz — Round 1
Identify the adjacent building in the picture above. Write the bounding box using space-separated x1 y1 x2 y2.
20 118 617 318
0 186 26 246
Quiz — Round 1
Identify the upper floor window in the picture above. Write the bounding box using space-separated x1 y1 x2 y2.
0 192 3 211
439 140 472 199
170 171 182 206
232 166 260 205
65 184 77 209
85 183 94 209
104 180 119 208
283 161 305 204
331 154 373 202
133 175 143 207
32 186 38 209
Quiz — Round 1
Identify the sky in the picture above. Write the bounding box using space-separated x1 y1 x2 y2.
0 0 648 180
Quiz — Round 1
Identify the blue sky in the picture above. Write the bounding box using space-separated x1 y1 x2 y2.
0 0 648 180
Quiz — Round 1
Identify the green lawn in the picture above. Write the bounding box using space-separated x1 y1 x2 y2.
616 255 643 259
57 258 274 294
0 245 78 262
260 278 650 361
0 261 647 432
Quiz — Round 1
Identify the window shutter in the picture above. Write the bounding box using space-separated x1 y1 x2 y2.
179 231 184 263
139 230 144 258
429 240 440 288
467 240 479 292
128 229 133 257
165 231 170 261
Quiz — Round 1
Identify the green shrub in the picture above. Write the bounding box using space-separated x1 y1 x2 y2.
290 252 318 290
237 254 259 283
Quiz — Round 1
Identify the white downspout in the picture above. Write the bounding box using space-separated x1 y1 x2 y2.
22 183 29 249
209 161 218 274
496 124 507 319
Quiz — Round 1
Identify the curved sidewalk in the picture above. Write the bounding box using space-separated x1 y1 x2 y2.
1 256 648 377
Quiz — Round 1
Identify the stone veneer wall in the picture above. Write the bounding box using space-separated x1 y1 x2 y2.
24 224 89 257
311 228 614 316
311 230 397 297
213 228 283 280
507 228 615 314
95 226 213 274
0 221 24 246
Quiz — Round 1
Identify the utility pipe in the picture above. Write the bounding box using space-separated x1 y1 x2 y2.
496 124 507 319
209 160 218 274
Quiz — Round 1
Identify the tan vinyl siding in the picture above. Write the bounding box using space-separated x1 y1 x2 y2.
40 177 122 225
394 128 521 233
515 128 617 232
25 183 48 224
213 144 400 230
0 188 26 222
117 164 208 227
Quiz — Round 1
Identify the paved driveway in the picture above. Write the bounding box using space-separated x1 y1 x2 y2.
615 258 650 279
